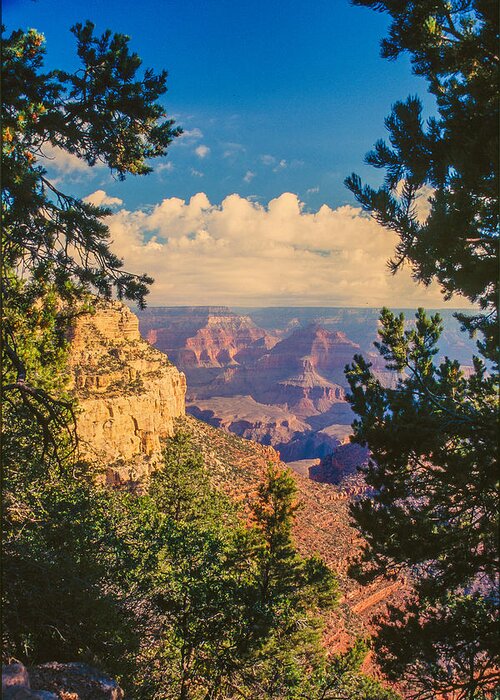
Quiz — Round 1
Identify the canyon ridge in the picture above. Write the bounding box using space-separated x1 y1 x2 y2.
137 305 474 478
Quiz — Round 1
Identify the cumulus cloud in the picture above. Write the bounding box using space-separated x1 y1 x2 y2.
195 144 210 159
97 191 468 307
84 190 123 207
41 144 100 177
243 170 256 183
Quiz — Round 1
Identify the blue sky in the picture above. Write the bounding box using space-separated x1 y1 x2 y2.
4 0 436 211
5 0 458 308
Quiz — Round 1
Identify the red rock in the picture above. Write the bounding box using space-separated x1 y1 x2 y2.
138 306 278 369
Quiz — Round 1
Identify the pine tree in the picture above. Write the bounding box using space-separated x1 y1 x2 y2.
1 19 179 672
344 2 499 697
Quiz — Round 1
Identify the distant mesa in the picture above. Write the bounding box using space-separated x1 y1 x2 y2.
137 307 366 471
138 305 278 369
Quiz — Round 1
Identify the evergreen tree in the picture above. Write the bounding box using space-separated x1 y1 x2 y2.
133 453 339 700
344 2 499 697
346 1 498 356
124 442 395 700
1 22 180 459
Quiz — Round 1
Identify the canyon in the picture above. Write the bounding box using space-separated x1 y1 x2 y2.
69 302 405 651
137 305 476 478
137 306 365 469
68 301 186 483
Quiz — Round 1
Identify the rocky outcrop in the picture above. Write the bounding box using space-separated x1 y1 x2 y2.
2 663 123 700
194 324 357 409
256 323 360 384
138 306 278 370
309 443 370 484
187 395 310 447
68 302 186 482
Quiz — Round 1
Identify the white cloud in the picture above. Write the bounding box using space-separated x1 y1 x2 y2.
156 161 174 173
260 154 276 166
84 190 123 207
414 184 434 223
243 170 256 183
395 181 434 223
41 144 101 176
178 127 203 141
195 145 210 159
307 186 320 194
190 168 204 177
98 191 470 307
273 159 287 172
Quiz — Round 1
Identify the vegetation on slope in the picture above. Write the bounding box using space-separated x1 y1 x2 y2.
345 2 499 697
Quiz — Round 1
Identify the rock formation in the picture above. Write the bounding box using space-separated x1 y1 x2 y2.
255 323 359 382
2 662 123 699
138 306 278 370
68 301 186 482
309 443 370 484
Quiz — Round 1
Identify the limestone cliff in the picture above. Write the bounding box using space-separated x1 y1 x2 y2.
68 301 186 481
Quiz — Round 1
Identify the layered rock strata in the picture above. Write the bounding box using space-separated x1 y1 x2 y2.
137 308 363 463
68 302 186 482
138 306 278 370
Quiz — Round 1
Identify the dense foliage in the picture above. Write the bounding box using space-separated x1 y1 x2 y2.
3 429 398 700
344 2 499 698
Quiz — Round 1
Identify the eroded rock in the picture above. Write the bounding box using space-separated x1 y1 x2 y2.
29 663 123 700
68 301 186 482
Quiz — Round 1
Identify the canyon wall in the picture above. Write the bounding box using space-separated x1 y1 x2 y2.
68 301 186 482
137 307 362 463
